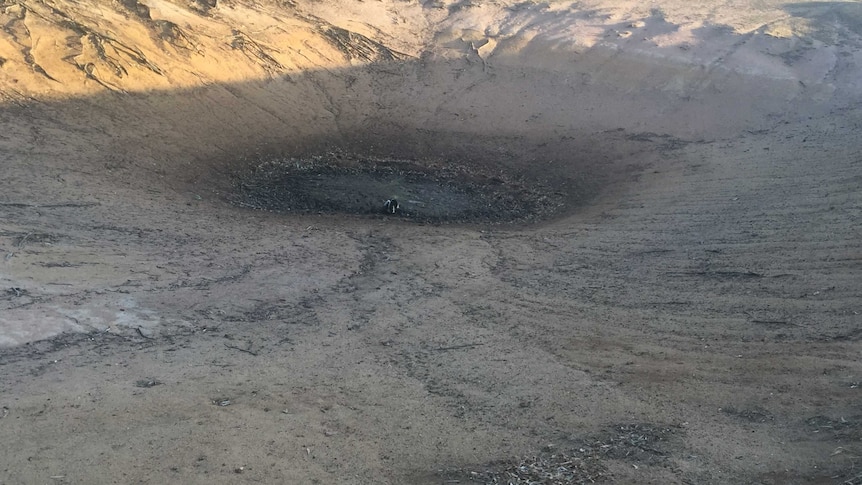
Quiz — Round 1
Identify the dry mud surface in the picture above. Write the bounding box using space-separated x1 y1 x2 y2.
232 154 567 223
1 0 861 483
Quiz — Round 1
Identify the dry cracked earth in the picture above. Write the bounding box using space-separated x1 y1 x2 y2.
0 0 860 483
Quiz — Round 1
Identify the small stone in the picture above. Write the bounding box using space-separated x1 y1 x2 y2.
135 379 162 388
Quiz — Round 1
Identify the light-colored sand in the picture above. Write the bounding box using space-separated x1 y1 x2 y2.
1 0 860 483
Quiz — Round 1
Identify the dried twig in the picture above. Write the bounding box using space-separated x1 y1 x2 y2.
434 342 484 352
750 319 802 327
665 270 763 278
4 232 32 260
225 342 258 356
16 233 32 247
0 202 99 208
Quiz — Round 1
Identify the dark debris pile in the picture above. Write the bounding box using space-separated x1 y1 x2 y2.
468 453 608 484
230 153 566 224
450 423 682 485
574 423 679 466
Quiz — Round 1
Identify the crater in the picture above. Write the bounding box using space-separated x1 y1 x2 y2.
230 152 569 224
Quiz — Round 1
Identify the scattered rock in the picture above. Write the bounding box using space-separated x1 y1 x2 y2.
722 406 774 423
134 379 162 388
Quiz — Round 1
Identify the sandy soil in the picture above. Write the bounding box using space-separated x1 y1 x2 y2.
1 0 860 483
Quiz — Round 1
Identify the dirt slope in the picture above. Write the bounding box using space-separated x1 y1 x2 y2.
1 0 861 483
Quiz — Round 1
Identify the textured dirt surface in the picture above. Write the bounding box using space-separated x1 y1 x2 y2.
231 154 567 223
0 0 861 484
